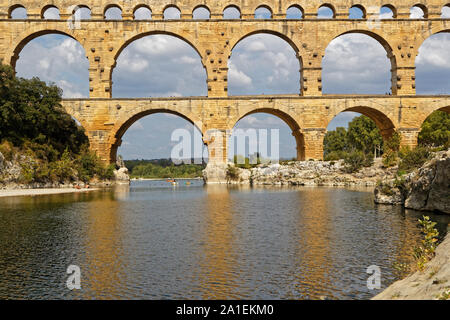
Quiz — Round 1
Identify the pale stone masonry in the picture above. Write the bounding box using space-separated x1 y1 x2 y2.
0 1 449 181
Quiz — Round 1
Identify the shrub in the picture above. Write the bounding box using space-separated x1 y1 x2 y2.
398 146 431 173
413 216 439 271
343 150 366 173
226 165 240 182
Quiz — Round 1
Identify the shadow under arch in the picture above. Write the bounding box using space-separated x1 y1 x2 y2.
327 106 396 141
110 31 206 96
9 29 87 70
109 109 204 163
231 108 305 160
322 29 397 94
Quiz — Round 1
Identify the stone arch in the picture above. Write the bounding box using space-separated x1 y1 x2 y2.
349 5 366 18
72 5 91 19
223 5 241 19
104 4 122 19
380 4 397 18
228 29 301 58
41 5 60 19
8 29 87 70
410 4 428 18
192 5 210 19
286 5 304 19
326 106 396 141
133 4 151 20
318 4 336 18
322 29 397 94
8 4 26 19
110 31 206 94
163 5 181 19
419 106 450 128
231 108 305 160
109 109 204 163
254 5 272 19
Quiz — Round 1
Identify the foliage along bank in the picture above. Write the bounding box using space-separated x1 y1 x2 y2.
0 62 115 187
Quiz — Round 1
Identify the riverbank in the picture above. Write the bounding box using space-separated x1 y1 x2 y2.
374 149 449 214
0 187 100 198
373 231 450 300
206 158 396 186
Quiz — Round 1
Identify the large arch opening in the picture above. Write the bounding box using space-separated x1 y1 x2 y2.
415 32 450 94
418 108 450 148
229 110 301 164
227 33 301 95
13 33 89 98
324 107 396 160
322 32 394 94
114 111 208 177
112 34 207 98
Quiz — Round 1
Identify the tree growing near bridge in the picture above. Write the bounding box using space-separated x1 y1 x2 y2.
0 62 87 160
324 115 383 160
0 62 114 184
418 110 450 149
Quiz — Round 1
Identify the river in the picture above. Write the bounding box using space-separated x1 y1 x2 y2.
0 180 449 300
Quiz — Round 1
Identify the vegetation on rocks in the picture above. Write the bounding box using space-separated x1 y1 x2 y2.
0 62 114 187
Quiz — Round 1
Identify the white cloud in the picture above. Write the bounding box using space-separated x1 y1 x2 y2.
228 62 252 87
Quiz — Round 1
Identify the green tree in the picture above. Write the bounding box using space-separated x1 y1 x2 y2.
346 115 383 155
418 110 450 148
0 62 88 156
323 126 348 160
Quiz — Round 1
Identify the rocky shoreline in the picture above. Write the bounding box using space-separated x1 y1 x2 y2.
374 150 449 214
205 158 396 187
0 150 130 191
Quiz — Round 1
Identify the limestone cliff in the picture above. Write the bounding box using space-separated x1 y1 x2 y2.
374 150 450 214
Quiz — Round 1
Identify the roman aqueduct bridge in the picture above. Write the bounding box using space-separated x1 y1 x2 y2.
0 0 449 181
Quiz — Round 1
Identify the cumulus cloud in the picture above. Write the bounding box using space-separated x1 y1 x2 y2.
228 34 300 95
16 35 89 98
322 34 391 94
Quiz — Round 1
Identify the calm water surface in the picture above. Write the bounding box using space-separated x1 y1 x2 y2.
0 180 449 300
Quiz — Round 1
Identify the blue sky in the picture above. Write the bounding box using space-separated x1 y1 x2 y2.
14 17 450 160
